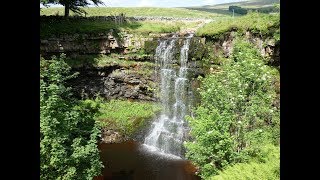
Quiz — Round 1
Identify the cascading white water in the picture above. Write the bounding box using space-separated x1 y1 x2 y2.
144 34 194 158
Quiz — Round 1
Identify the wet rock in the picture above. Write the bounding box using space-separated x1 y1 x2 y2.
101 128 125 144
105 130 112 136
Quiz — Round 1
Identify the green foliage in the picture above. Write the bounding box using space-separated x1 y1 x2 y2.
201 41 228 71
41 0 104 16
96 99 162 136
254 5 279 13
196 12 280 39
40 7 226 18
274 3 280 11
273 28 280 41
229 5 279 15
40 54 103 179
40 0 50 5
211 144 280 180
185 107 235 177
184 38 279 179
229 6 248 15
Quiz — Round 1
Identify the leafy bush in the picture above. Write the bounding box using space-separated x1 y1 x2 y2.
40 54 103 179
184 38 279 179
201 41 228 71
184 106 235 177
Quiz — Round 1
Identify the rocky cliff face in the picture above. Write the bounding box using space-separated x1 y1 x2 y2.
59 35 206 102
68 64 157 101
209 31 280 68
41 28 279 103
40 32 156 57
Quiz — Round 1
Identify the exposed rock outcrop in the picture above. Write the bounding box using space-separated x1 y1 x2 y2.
101 128 126 143
209 31 280 68
68 65 157 101
40 32 154 57
62 35 206 102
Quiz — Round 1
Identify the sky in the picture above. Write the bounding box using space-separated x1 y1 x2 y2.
41 0 245 8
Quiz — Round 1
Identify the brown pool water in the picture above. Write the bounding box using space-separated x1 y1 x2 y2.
94 141 200 180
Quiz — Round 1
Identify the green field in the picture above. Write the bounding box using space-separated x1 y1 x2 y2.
40 7 227 19
40 16 202 38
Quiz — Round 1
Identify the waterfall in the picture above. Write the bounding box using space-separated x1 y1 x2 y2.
144 34 194 158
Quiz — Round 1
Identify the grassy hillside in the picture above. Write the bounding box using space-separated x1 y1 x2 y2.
40 7 227 19
196 12 280 39
40 16 202 38
40 7 225 38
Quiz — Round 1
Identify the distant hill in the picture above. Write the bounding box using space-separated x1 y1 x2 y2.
208 0 280 9
184 0 279 16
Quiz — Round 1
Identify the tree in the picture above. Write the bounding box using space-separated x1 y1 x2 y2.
228 6 248 15
40 54 103 179
40 0 104 17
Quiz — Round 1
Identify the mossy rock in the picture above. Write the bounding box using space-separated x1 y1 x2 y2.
144 40 158 55
188 37 206 61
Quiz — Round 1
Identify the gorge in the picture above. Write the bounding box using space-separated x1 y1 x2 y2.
40 10 280 180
